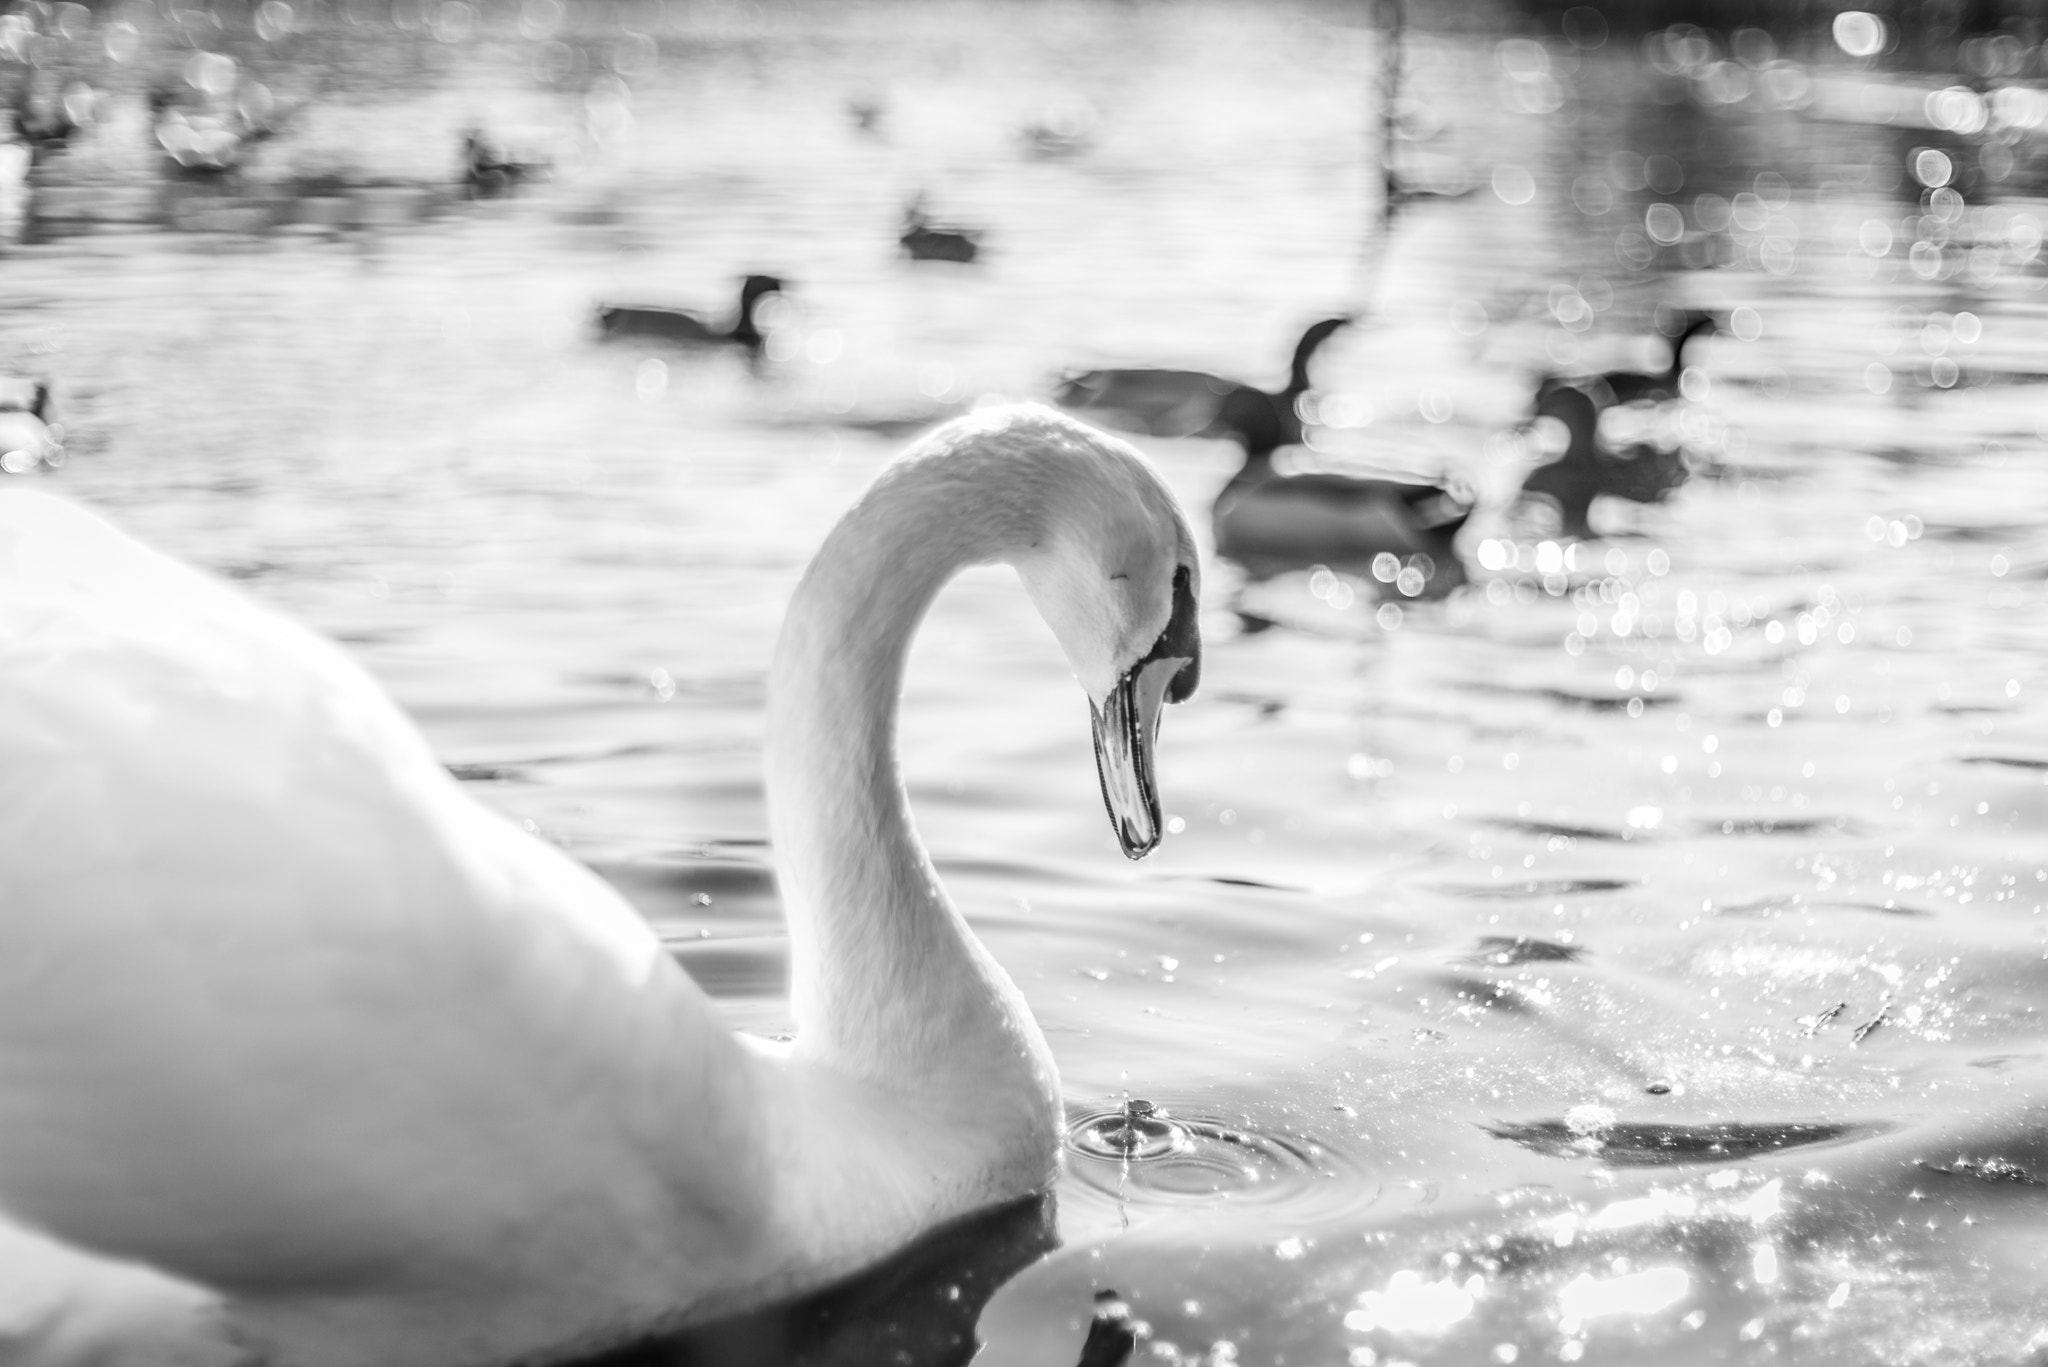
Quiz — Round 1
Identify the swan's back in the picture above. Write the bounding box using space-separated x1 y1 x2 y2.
0 491 764 1343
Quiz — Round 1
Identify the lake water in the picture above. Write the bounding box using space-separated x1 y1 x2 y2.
8 1 2048 1362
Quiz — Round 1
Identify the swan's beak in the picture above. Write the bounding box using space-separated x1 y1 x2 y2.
1090 652 1189 859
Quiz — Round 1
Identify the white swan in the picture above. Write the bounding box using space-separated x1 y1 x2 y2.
0 403 1202 1367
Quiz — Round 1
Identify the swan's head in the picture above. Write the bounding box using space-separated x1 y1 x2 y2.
959 406 1201 860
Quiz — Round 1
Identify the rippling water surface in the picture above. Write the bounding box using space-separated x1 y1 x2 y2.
11 0 2048 1361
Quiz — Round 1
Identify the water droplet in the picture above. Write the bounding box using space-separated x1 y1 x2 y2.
1066 1106 1356 1208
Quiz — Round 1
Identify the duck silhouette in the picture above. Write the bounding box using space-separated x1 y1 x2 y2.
1019 100 1096 158
846 97 885 137
1056 318 1469 594
595 274 786 358
1517 383 1690 540
148 84 303 179
1540 309 1718 410
1055 316 1351 445
1211 450 1470 594
1202 370 1470 596
462 128 549 199
9 78 93 168
899 198 981 264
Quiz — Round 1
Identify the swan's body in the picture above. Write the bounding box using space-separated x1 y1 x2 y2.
594 274 786 356
1518 383 1690 539
0 405 1199 1367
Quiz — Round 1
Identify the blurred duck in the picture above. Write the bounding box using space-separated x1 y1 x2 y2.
1212 449 1471 592
149 85 301 178
899 198 981 264
1056 316 1351 444
1200 361 1470 593
9 77 94 167
1517 383 1689 540
1058 317 1469 593
595 274 787 358
1020 98 1097 158
461 128 549 199
1540 309 1719 410
845 96 885 136
0 377 58 473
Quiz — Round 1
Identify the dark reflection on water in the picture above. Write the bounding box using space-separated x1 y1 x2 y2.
1464 933 1586 964
1486 1116 1875 1165
583 1197 1058 1367
1432 876 1636 899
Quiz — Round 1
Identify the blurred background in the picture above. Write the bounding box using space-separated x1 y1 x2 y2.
6 0 2048 1362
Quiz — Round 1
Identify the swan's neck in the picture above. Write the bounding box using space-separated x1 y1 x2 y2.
765 456 1051 1094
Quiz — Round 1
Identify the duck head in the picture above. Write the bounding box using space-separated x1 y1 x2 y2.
1004 415 1202 857
1653 306 1722 375
733 275 788 351
1658 305 1722 343
1285 315 1353 394
739 274 786 309
1518 383 1600 539
0 377 48 418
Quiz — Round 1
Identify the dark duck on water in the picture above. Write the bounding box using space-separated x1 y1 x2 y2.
1206 380 1471 595
595 274 787 358
899 197 982 264
1054 316 1351 443
462 128 549 199
1517 382 1690 540
1540 308 1719 411
1056 318 1470 594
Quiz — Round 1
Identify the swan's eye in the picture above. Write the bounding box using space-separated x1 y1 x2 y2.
1137 565 1200 703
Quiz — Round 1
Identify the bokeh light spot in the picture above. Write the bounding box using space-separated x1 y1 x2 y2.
1833 11 1886 58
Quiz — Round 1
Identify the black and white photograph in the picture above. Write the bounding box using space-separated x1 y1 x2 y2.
0 0 2045 1362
